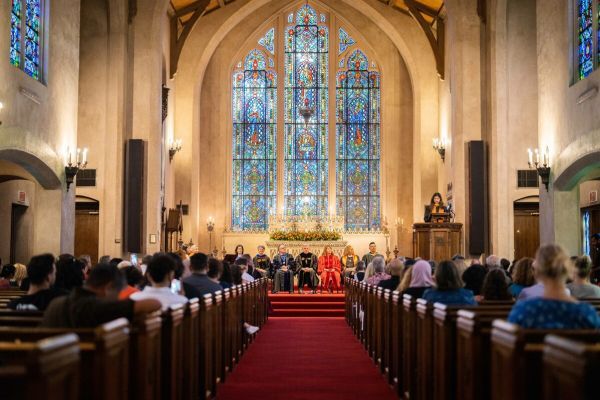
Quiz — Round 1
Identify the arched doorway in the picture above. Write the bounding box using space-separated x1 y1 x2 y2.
75 196 100 264
513 196 539 259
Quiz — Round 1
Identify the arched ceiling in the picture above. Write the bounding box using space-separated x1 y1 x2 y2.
169 0 445 77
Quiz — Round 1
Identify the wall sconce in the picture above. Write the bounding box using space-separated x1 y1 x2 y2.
64 147 88 191
168 138 182 162
0 102 4 126
527 146 551 191
433 137 447 162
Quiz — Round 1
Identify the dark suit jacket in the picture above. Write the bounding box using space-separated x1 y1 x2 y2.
182 273 222 299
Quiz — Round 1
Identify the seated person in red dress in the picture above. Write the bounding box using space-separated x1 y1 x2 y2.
318 246 341 292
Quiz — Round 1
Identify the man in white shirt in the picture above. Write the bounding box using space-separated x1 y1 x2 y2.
131 254 188 310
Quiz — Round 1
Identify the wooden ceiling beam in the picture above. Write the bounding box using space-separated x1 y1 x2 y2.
170 0 211 77
174 0 207 17
405 0 445 79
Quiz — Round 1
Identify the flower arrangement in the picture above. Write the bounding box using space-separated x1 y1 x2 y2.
269 230 342 241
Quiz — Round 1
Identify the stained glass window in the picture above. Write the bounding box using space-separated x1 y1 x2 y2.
283 4 329 216
10 0 21 68
231 48 277 230
578 0 594 80
336 49 381 230
583 210 591 255
338 28 355 55
258 28 275 55
9 0 42 81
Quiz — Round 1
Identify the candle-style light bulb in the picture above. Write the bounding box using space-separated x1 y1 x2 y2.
82 148 88 166
527 148 533 167
544 146 549 167
535 148 539 165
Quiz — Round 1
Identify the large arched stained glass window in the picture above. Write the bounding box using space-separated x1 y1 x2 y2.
284 5 329 216
10 0 43 81
231 48 277 230
336 48 381 230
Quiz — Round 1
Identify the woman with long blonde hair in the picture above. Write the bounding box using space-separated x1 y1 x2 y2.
341 245 359 279
318 245 342 292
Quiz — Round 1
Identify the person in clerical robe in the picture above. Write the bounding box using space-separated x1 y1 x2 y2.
295 245 319 294
252 245 271 279
341 245 360 280
272 245 296 294
318 246 341 293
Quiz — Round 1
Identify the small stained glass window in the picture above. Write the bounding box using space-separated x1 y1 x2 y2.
10 0 43 81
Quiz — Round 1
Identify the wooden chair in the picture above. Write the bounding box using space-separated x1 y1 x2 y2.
542 334 600 400
0 333 80 400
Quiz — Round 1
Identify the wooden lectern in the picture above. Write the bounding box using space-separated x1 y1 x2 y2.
413 223 463 261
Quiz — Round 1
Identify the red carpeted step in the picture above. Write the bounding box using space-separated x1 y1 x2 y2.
270 301 345 309
270 309 345 317
268 294 344 302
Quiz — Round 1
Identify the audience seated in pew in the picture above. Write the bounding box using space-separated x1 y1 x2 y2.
508 244 600 329
8 253 67 311
229 262 260 335
378 258 403 291
131 253 188 310
423 260 477 306
365 256 389 286
461 261 486 296
219 261 234 289
118 265 143 299
508 257 535 298
0 263 17 289
401 260 434 299
42 263 161 328
182 252 222 299
234 257 256 283
476 268 512 302
353 261 366 282
54 254 85 292
567 255 600 299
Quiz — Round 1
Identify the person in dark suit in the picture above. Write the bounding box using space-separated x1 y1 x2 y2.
272 245 296 293
182 253 222 299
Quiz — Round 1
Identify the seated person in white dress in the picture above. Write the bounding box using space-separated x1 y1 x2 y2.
272 245 296 294
131 253 188 310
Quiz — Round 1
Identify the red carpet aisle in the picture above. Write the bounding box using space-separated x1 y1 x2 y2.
216 318 397 400
269 293 345 317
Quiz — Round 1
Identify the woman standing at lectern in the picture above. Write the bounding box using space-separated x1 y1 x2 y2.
424 192 445 222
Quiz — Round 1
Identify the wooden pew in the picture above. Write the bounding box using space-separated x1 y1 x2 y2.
390 291 403 395
542 334 600 400
415 298 434 400
381 289 392 378
491 319 600 400
455 308 512 400
199 294 214 400
129 311 162 400
183 299 200 400
402 294 417 400
0 318 130 400
433 303 512 400
161 304 185 400
0 333 80 400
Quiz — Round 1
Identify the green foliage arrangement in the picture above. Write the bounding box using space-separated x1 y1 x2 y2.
269 230 342 241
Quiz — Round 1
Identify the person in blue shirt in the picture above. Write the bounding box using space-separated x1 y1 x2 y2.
508 244 600 329
422 260 477 306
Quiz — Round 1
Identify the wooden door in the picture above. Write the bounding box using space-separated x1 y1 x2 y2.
75 210 99 263
514 205 540 260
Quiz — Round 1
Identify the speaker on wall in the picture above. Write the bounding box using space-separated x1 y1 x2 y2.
124 139 145 254
468 140 488 255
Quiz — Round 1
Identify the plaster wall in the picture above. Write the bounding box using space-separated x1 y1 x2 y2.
0 0 81 256
537 0 600 254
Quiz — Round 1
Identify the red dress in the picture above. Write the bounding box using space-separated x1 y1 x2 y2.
318 254 341 291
